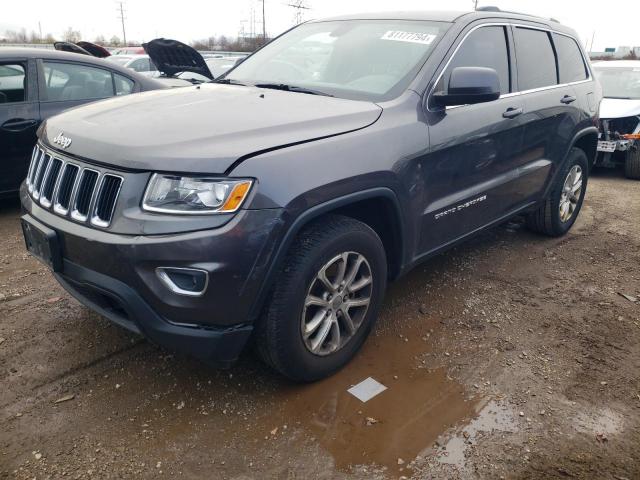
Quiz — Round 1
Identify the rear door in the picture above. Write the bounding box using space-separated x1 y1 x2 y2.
420 24 526 255
0 58 39 195
513 26 584 197
38 60 136 123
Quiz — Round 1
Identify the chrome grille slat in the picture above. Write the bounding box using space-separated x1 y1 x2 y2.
32 154 51 200
70 169 99 222
53 164 80 215
91 175 123 228
28 144 123 228
40 158 63 208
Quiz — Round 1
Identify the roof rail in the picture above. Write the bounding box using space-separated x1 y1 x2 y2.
475 6 560 23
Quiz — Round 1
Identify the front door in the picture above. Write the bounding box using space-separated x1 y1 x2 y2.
419 24 526 256
0 59 39 196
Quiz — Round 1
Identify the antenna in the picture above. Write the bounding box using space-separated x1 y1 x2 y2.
116 1 127 46
286 1 311 25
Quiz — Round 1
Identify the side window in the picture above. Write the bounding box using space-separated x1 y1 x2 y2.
0 64 26 103
43 62 116 102
513 28 558 91
440 26 511 95
553 34 588 83
114 74 134 96
129 58 149 72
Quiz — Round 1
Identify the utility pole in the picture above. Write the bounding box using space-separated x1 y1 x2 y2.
589 31 596 53
473 0 479 10
262 0 266 42
38 21 42 42
117 1 127 46
286 1 311 25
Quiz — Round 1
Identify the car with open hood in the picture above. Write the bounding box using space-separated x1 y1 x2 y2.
0 47 166 198
21 8 600 381
141 38 215 86
593 60 640 179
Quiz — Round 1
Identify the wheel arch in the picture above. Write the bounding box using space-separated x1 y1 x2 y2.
248 188 405 322
571 127 599 170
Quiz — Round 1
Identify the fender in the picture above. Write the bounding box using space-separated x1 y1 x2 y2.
542 126 599 199
247 187 405 321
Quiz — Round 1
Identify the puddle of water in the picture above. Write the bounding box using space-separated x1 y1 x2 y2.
573 407 625 437
263 320 479 474
435 400 517 469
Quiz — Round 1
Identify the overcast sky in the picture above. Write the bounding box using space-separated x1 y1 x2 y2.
2 0 637 51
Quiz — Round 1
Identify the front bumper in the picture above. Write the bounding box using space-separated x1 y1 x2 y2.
21 185 285 365
57 260 253 366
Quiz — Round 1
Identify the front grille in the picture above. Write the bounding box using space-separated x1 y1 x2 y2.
26 145 123 228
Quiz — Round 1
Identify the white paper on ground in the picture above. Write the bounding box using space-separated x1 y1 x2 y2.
347 377 388 402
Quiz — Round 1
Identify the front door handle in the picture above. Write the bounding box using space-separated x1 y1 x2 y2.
503 107 523 119
1 118 38 132
561 95 577 105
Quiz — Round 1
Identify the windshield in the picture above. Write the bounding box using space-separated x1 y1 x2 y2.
226 20 449 101
595 67 640 99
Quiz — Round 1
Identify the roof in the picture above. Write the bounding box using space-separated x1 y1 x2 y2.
592 60 640 68
314 11 468 23
311 9 577 35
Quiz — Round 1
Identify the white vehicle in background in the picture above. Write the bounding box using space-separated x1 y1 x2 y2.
107 54 158 74
593 60 640 179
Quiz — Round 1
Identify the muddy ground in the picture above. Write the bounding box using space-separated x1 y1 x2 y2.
1 170 639 480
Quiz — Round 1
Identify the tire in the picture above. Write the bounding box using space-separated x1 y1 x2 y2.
526 147 589 237
624 146 640 180
255 214 387 382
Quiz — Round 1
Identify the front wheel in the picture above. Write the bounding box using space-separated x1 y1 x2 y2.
255 215 387 382
526 147 589 237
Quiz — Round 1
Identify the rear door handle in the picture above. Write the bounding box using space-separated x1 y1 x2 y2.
1 118 38 132
561 95 577 105
503 107 523 119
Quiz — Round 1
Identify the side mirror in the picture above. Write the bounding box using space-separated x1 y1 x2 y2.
433 66 501 107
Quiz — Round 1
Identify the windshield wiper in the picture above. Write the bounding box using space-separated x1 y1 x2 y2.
604 96 632 99
254 83 334 97
212 78 247 86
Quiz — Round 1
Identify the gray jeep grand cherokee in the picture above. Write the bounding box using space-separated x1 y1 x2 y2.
20 8 601 381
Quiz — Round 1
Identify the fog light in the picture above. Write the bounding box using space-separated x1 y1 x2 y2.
156 267 209 297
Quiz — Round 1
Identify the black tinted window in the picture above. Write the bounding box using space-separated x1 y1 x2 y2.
442 26 511 95
0 64 26 103
554 34 588 83
514 28 558 90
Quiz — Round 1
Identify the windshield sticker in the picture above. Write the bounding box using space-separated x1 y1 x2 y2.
381 31 437 45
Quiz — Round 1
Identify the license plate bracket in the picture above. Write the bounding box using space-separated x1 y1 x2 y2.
597 140 617 153
21 215 63 272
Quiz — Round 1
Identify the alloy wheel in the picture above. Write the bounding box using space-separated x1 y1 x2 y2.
559 165 583 223
301 251 373 356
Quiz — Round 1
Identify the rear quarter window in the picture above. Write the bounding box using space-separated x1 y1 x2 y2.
553 34 589 83
514 27 558 91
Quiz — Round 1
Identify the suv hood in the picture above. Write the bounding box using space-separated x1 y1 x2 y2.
42 84 383 173
600 98 640 119
143 38 213 80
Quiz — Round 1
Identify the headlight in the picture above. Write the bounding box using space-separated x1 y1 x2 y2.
142 174 253 214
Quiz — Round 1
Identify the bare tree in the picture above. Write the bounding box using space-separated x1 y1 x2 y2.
94 35 106 46
110 35 122 47
63 27 81 43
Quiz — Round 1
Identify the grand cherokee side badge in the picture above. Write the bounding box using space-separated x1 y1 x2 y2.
53 132 72 149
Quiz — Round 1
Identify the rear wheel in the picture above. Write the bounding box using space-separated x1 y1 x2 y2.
526 147 588 237
624 145 640 179
256 215 387 382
